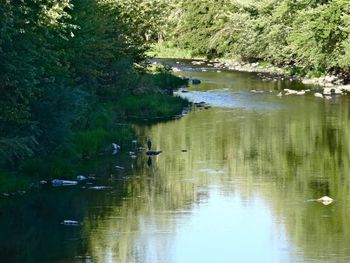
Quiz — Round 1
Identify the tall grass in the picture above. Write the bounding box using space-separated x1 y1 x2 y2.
147 42 200 59
117 94 189 121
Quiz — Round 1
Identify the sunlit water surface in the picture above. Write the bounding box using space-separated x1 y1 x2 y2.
2 59 350 263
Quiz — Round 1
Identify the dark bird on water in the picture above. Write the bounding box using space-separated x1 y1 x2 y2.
146 150 162 156
147 138 152 151
147 156 152 167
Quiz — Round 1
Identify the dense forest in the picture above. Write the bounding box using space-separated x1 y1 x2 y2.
0 0 187 189
151 0 350 78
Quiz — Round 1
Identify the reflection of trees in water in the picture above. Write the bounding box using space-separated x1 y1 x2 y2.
87 97 350 262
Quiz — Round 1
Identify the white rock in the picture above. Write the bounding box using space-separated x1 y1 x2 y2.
77 175 87 181
61 220 81 226
339 85 350 92
52 179 78 186
88 186 111 190
324 75 337 83
323 87 342 95
314 93 323 98
284 89 298 95
317 196 333 205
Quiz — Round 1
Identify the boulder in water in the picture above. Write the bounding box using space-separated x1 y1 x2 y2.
77 175 87 181
61 220 81 226
192 79 201 85
317 196 333 205
52 179 78 187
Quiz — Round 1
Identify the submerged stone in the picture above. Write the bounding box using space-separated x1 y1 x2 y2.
52 179 78 187
61 220 81 226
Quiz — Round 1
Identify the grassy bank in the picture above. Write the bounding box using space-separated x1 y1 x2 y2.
0 70 189 194
147 42 202 60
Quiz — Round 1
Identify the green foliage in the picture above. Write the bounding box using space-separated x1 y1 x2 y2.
72 126 134 157
160 0 350 75
147 42 197 59
118 94 189 121
0 0 188 183
0 172 30 193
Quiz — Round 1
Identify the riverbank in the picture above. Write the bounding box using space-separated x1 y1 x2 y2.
0 69 190 196
149 44 348 88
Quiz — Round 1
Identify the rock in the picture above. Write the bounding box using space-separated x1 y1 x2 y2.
192 61 205 65
77 175 87 181
192 79 201 85
323 87 342 95
296 90 305 95
112 143 120 151
88 186 111 190
40 180 48 184
52 179 78 187
317 196 333 205
61 220 81 226
112 143 120 155
314 92 323 98
194 101 206 107
115 165 125 170
324 75 337 83
302 78 321 85
284 89 298 95
130 155 137 159
338 85 350 92
136 147 145 152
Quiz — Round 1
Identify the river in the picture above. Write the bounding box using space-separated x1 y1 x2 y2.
2 59 350 263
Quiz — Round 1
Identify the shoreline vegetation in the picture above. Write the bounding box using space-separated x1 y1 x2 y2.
0 1 189 195
149 43 350 89
144 0 350 86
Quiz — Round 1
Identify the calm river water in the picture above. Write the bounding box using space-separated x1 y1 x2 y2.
2 59 350 263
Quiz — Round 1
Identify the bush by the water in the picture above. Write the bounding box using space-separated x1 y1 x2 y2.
118 94 189 121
